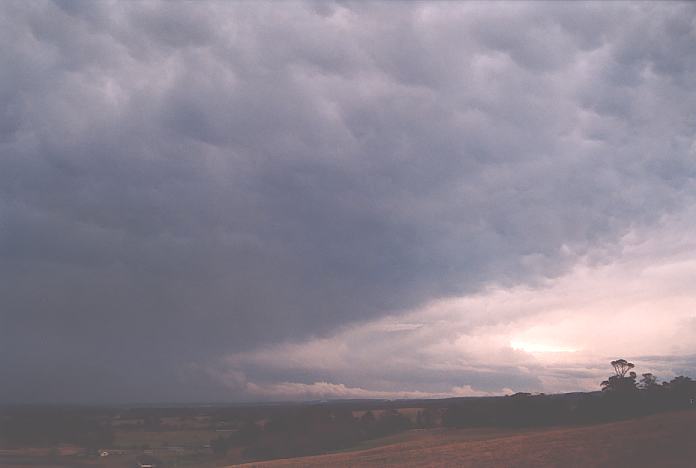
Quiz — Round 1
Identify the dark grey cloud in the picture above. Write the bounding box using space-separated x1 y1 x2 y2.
1 1 696 402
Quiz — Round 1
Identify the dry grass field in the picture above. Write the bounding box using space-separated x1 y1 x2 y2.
236 410 696 468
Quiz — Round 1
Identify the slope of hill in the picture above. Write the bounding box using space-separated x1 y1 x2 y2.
237 410 696 467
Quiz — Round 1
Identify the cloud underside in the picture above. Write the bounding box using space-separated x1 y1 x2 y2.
1 1 696 402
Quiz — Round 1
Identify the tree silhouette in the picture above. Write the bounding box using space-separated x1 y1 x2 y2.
666 376 695 407
638 373 658 391
601 359 637 394
611 359 635 377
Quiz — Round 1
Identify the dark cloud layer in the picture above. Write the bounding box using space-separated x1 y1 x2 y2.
1 1 696 402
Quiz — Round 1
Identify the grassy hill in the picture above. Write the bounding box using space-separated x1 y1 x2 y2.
236 410 696 467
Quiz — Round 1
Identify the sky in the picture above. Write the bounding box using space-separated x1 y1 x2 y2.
2 1 696 403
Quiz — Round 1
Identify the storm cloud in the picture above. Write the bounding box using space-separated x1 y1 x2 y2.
1 1 696 403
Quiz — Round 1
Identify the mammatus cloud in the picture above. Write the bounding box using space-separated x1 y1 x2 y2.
1 1 696 402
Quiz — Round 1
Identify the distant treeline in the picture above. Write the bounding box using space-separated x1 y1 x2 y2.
444 360 696 428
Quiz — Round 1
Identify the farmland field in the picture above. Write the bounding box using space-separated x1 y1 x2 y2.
238 410 696 467
112 429 220 448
